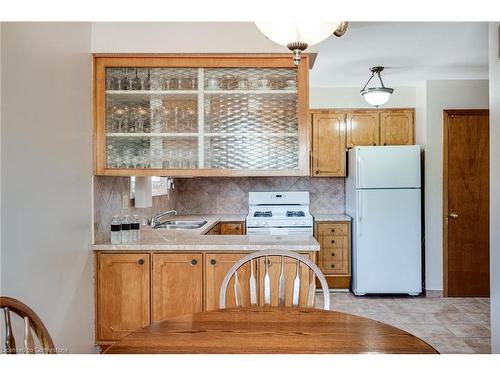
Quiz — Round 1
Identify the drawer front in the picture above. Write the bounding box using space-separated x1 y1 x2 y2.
317 223 349 236
321 248 344 261
320 235 347 249
320 260 349 275
220 222 244 235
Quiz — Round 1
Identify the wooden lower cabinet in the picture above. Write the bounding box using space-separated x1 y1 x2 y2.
220 222 245 235
314 221 351 289
97 253 150 342
152 253 203 322
204 253 251 311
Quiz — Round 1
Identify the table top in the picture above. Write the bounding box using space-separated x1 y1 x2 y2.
105 307 438 354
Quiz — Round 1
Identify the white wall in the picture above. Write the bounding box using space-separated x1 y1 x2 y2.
423 80 489 291
489 22 500 354
91 22 318 54
309 86 416 109
1 23 94 353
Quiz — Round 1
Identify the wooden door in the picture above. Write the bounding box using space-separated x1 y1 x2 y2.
257 254 313 307
152 253 203 322
347 111 380 147
311 112 346 176
380 110 414 145
97 253 150 341
204 253 252 311
444 109 489 297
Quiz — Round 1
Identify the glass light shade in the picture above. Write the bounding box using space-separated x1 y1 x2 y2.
361 88 393 107
255 22 342 47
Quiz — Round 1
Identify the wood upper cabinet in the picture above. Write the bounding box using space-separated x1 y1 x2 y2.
93 54 310 177
347 111 380 147
152 253 203 323
311 112 346 177
380 110 414 145
97 253 150 341
204 253 251 311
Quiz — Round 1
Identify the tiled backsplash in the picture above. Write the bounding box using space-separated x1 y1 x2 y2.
93 176 345 241
175 177 345 215
93 176 177 242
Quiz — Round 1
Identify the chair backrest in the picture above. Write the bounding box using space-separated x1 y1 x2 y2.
219 250 330 310
1 296 55 354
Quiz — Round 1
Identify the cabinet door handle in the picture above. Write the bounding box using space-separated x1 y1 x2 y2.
138 259 145 265
331 264 335 268
210 259 217 265
191 259 198 266
315 170 319 175
372 143 376 146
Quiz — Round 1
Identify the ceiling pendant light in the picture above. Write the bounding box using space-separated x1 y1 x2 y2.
360 66 394 107
255 22 348 65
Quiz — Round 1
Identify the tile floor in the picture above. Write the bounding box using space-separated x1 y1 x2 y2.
322 292 491 354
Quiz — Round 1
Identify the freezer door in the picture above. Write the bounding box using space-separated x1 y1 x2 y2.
353 188 422 295
354 146 421 189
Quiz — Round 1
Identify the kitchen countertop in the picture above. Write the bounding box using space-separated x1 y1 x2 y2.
313 214 352 222
93 215 319 252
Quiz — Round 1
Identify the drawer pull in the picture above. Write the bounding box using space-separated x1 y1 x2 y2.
210 259 217 265
331 252 335 257
191 259 198 266
331 264 335 268
138 259 145 265
331 240 335 244
331 229 335 233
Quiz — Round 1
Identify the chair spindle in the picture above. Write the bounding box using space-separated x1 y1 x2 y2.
24 317 35 354
249 259 257 306
264 256 271 306
233 271 243 307
4 307 16 354
307 270 316 308
292 260 301 307
278 256 285 306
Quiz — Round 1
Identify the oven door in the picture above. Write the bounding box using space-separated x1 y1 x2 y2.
246 226 313 235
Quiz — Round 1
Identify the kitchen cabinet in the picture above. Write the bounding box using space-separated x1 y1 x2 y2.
220 221 245 235
204 253 252 311
93 54 310 177
346 109 415 147
380 110 414 145
205 223 221 235
347 110 380 147
310 111 346 177
314 221 351 289
96 253 150 342
152 253 203 323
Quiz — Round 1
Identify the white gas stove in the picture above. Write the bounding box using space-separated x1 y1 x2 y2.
246 192 313 235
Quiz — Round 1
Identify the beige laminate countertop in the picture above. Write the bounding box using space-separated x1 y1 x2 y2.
93 215 320 252
313 214 352 222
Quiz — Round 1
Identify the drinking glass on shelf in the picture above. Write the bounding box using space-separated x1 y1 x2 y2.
107 70 120 90
169 78 180 90
134 105 149 133
142 69 151 91
161 76 170 90
191 77 198 90
137 150 149 168
237 75 249 90
150 149 164 168
131 69 142 90
110 106 128 132
121 69 131 90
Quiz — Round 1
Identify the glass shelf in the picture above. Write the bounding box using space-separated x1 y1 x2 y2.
104 66 299 170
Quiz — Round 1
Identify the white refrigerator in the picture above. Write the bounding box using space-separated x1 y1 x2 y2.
346 146 422 296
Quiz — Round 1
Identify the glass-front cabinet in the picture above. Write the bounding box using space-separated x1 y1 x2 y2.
93 55 309 176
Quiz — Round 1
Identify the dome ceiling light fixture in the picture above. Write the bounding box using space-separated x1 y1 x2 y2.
360 66 395 107
255 22 349 66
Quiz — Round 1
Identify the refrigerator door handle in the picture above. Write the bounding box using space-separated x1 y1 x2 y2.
357 191 362 237
356 153 361 187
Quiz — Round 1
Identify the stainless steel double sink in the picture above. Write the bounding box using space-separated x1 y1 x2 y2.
153 220 207 230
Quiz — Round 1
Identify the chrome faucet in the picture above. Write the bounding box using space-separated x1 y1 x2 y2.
150 210 177 228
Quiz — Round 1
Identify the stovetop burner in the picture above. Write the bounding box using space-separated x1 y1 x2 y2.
254 211 272 218
286 211 305 217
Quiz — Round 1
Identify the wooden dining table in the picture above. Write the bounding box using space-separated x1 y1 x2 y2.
104 307 438 354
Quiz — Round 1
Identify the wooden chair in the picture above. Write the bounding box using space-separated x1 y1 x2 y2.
219 250 330 310
1 296 55 354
